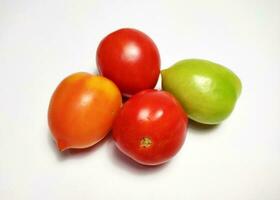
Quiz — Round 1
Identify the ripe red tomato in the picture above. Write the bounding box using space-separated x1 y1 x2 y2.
112 90 188 165
96 28 160 96
48 72 122 151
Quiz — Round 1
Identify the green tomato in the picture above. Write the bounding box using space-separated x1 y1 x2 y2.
161 59 242 124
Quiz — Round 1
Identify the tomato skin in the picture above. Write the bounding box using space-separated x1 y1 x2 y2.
96 28 160 96
112 90 188 165
48 72 122 151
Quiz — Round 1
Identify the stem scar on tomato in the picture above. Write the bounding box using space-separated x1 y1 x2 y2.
140 137 152 148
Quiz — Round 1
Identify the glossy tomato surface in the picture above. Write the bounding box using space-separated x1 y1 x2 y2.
96 28 160 96
112 90 188 166
48 72 122 151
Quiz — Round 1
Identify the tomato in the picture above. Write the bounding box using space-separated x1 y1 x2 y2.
112 90 188 165
48 72 122 151
96 28 160 96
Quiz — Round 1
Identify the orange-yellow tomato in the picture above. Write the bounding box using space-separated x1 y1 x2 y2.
48 72 122 151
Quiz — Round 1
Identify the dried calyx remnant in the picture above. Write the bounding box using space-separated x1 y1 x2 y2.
140 137 152 148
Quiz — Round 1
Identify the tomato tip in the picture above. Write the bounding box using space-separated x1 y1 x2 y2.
57 140 69 151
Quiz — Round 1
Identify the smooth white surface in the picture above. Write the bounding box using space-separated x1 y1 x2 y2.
1 0 280 199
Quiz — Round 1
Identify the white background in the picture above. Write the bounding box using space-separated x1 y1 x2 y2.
1 0 280 199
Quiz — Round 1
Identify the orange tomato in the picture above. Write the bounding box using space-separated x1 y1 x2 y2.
48 72 122 151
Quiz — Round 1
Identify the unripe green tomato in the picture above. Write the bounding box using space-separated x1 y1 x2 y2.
161 59 242 124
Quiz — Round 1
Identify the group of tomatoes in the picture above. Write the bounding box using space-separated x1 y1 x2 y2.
48 28 188 166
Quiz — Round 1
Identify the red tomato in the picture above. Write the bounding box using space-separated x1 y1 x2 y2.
48 72 122 151
112 90 188 165
96 28 160 96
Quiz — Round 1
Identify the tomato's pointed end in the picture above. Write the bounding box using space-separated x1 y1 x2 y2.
57 140 70 152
